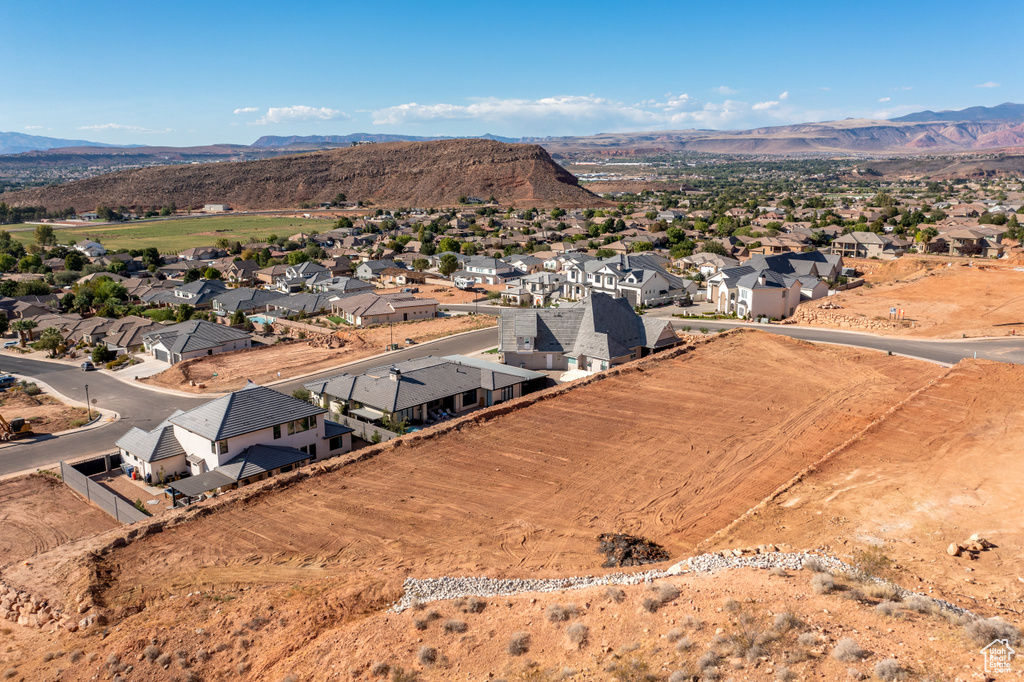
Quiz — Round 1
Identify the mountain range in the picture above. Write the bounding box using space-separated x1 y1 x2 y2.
0 131 128 155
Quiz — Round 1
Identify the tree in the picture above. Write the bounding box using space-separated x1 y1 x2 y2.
183 268 202 283
175 303 194 323
91 345 115 364
141 247 162 268
438 237 460 254
461 242 478 256
36 327 64 358
0 254 16 272
64 251 85 271
700 240 729 256
438 253 459 277
108 260 127 275
331 193 347 206
286 250 309 266
11 319 37 346
34 224 56 246
594 248 615 259
0 317 8 336
630 241 654 253
230 309 246 326
412 258 430 272
203 266 222 280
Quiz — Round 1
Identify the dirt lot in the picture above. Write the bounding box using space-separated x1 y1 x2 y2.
707 358 1024 613
0 388 90 434
0 474 117 566
78 333 939 601
377 283 502 305
795 256 1024 338
140 315 496 393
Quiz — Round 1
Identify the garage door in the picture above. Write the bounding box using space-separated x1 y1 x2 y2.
154 349 168 363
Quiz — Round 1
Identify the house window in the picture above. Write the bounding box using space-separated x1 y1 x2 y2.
211 439 228 455
461 389 477 407
273 425 281 439
329 436 345 451
287 417 313 435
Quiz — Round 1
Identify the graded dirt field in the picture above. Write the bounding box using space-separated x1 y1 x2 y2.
706 358 1024 613
140 315 496 393
794 256 1024 338
0 474 118 566
0 388 90 434
376 284 501 305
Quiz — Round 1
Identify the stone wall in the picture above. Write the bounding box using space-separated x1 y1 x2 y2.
787 305 904 332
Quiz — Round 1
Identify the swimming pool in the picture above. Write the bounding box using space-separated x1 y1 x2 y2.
247 315 278 325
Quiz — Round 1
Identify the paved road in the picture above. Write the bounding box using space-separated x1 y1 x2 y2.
0 327 500 476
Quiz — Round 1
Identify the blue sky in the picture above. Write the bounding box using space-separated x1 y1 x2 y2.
4 0 1020 146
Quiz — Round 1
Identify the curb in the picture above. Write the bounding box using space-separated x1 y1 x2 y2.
0 375 119 450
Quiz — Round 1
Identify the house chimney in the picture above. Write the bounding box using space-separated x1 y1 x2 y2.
758 274 766 286
389 366 401 381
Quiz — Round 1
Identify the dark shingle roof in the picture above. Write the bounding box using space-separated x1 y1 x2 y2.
169 383 325 440
217 444 313 481
144 319 252 354
115 411 187 463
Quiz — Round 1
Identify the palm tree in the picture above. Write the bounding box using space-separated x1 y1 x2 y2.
10 319 37 347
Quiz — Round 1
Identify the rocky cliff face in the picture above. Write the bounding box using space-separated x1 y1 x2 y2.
1 139 601 210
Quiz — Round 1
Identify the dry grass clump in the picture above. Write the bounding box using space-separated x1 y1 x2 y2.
463 597 486 614
797 632 817 647
413 618 428 631
641 597 662 613
42 651 63 662
696 650 720 676
144 645 161 662
654 582 680 603
416 646 437 666
775 666 796 681
1 670 16 680
873 658 907 681
875 600 903 618
832 638 865 662
566 622 589 647
770 566 789 578
963 617 1022 646
728 612 774 662
802 557 829 573
865 581 901 602
68 650 83 663
683 615 704 631
723 598 740 612
668 671 690 682
195 648 209 662
606 656 657 681
666 628 685 642
547 603 579 622
156 653 172 668
810 572 836 595
370 661 390 677
901 595 937 614
675 637 694 652
443 619 467 634
605 586 626 602
507 632 530 656
772 612 800 634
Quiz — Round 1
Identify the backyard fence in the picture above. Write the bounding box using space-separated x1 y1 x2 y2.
331 415 399 443
60 458 149 525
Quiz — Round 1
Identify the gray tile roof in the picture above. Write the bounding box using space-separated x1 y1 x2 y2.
270 292 336 315
115 411 187 463
217 444 312 481
169 470 236 497
169 383 325 441
144 319 252 355
305 356 533 413
212 287 288 313
324 419 355 438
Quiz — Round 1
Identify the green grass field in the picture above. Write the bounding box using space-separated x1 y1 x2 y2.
10 215 329 253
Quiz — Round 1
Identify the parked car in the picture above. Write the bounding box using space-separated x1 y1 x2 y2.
0 375 17 391
404 338 416 345
81 361 95 371
2 340 18 349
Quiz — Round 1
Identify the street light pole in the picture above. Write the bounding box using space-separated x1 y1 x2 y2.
84 384 92 421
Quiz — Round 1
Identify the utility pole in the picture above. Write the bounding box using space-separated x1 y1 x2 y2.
84 384 92 421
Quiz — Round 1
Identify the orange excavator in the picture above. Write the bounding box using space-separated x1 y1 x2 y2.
0 414 33 441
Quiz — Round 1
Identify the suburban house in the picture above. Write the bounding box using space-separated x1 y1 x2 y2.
500 271 567 307
498 292 680 372
62 315 161 353
744 251 843 281
309 276 376 296
267 292 338 316
304 355 546 428
934 228 1005 258
453 256 517 287
378 268 428 287
73 240 106 258
211 288 288 317
330 292 438 326
115 383 352 498
178 246 225 261
562 254 691 307
142 279 229 309
705 265 827 319
355 259 401 281
223 259 260 286
143 319 252 364
829 232 904 259
678 252 741 276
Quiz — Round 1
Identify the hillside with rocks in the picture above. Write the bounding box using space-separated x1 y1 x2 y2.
0 139 601 211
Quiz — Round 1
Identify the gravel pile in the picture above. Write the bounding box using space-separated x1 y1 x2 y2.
391 551 973 619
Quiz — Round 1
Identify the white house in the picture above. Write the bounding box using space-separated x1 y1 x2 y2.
73 240 106 258
706 267 825 319
143 319 252 364
116 383 353 498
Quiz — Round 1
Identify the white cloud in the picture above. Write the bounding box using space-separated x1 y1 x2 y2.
714 85 737 95
878 97 891 102
77 123 173 134
976 81 1001 88
233 107 259 114
752 100 779 111
24 125 45 130
900 86 913 91
252 105 349 125
820 86 831 91
779 91 789 100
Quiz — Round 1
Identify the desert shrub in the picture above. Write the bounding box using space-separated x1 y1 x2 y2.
566 622 589 647
507 632 530 656
214 643 229 653
68 650 83 663
875 600 903 618
963 617 1022 646
775 666 796 681
238 637 252 650
873 658 906 681
43 651 63 662
729 613 769 662
546 603 578 622
675 637 694 652
683 615 704 631
106 654 120 667
797 632 817 647
182 672 200 682
854 545 894 579
605 586 626 602
802 557 829 573
770 566 789 577
847 668 866 680
668 672 690 682
86 653 97 664
237 661 250 674
175 649 190 667
416 646 437 666
464 597 486 614
413 619 427 630
2 670 15 680
409 599 424 611
773 612 799 634
607 656 657 682
842 588 868 603
655 582 680 603
811 572 835 595
424 609 441 622
153 652 172 667
370 661 390 677
641 597 661 613
902 595 937 614
666 628 684 642
832 638 865 662
443 619 467 634
785 648 809 664
195 648 209 662
390 667 419 682
865 582 901 602
697 650 720 672
723 598 740 612
145 645 161 662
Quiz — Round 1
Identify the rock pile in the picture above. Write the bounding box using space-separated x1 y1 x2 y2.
0 578 63 630
790 307 902 331
946 533 994 558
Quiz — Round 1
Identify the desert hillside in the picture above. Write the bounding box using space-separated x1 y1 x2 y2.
0 139 602 211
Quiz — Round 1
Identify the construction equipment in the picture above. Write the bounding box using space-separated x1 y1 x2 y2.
0 414 33 441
